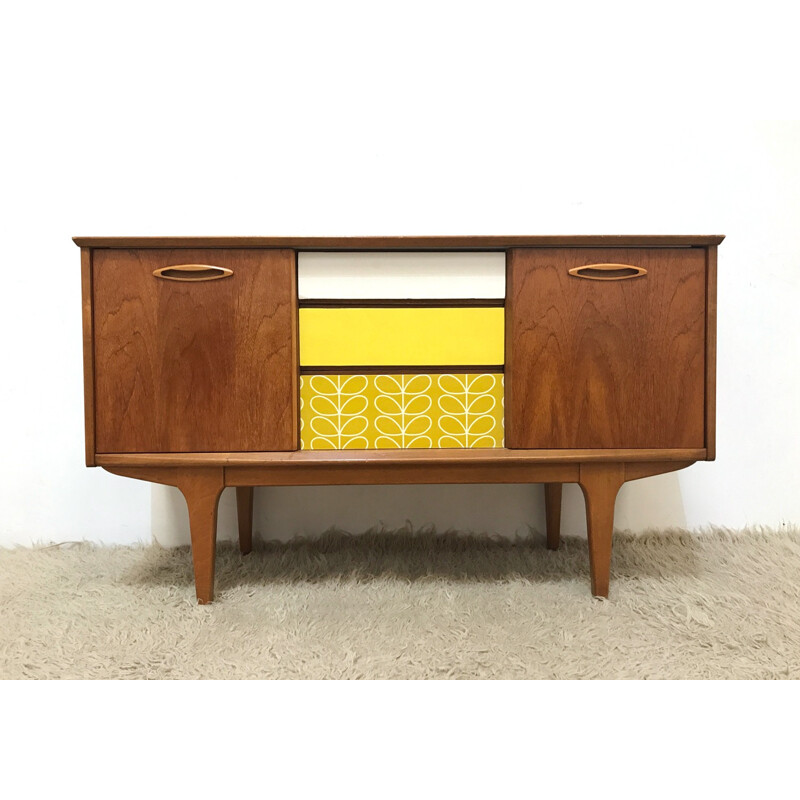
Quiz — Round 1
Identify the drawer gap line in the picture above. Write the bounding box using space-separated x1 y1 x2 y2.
300 365 505 375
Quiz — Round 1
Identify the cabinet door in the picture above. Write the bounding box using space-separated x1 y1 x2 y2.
93 249 297 453
506 248 706 450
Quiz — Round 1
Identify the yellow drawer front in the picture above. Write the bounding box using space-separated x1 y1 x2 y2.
299 307 505 367
300 373 504 450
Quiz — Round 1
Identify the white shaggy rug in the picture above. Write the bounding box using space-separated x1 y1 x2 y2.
2 528 799 679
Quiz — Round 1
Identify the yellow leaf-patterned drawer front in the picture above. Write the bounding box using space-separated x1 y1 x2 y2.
299 307 504 367
300 373 505 450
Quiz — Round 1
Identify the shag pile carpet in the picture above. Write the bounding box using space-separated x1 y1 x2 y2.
2 528 799 679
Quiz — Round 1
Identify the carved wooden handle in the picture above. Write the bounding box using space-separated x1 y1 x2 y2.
568 263 647 281
153 264 233 282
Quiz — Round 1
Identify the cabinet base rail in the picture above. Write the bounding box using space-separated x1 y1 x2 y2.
105 460 693 603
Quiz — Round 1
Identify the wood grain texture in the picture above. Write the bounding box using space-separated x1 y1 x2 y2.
103 466 184 486
224 462 581 487
74 235 725 249
236 486 254 555
102 462 580 486
624 460 696 481
80 248 96 466
705 246 717 460
93 249 297 453
103 462 579 488
578 462 625 598
506 248 707 450
177 468 224 604
95 448 706 467
544 483 562 550
103 457 699 481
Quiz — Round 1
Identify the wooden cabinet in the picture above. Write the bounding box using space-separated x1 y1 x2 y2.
92 249 297 453
506 248 708 450
77 235 721 603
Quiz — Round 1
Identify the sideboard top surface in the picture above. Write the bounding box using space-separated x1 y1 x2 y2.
73 235 725 250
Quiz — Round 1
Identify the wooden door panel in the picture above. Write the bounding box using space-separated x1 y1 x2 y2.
506 248 706 449
94 249 297 453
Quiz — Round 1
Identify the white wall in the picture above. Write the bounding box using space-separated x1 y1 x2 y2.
2 3 799 547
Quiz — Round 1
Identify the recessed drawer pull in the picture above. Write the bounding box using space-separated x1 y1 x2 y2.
568 263 647 281
153 264 233 282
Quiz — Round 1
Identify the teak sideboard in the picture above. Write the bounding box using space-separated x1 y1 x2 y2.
75 235 722 603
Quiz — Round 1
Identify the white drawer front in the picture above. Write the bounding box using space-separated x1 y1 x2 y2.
298 251 506 300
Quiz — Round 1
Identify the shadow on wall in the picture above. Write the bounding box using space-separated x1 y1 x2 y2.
151 472 688 547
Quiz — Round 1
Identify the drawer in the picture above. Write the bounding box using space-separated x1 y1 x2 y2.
299 307 505 367
298 251 506 299
298 251 507 450
301 372 504 450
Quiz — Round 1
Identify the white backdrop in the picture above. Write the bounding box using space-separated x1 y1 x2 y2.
2 4 799 547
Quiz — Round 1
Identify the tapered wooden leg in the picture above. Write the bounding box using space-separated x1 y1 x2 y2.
544 483 562 550
177 469 225 604
236 486 254 555
578 463 625 598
